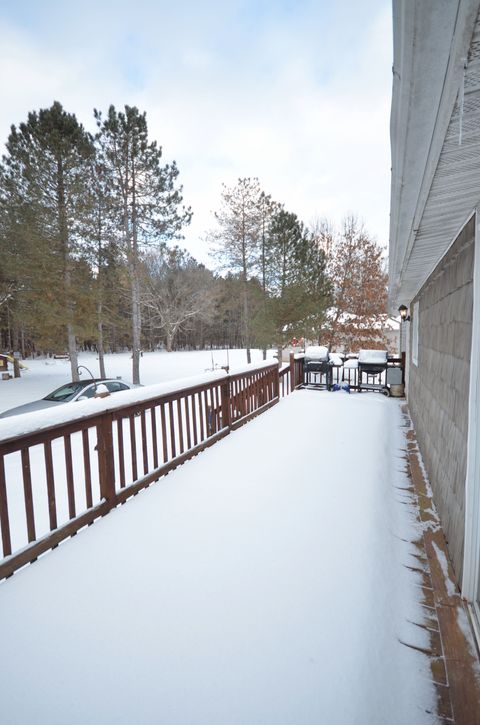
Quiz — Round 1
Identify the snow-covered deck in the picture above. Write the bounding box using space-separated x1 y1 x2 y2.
0 391 436 724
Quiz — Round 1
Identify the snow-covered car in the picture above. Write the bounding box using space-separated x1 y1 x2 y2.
0 379 133 419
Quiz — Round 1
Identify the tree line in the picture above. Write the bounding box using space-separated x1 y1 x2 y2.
0 102 388 384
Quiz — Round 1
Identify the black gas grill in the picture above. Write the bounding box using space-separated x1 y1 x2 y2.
303 346 332 390
358 350 388 393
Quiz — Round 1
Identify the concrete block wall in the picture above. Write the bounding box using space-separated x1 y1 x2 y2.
408 216 474 583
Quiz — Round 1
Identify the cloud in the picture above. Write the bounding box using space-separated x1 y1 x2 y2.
0 0 392 265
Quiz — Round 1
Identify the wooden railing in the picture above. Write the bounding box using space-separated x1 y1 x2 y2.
279 365 290 397
0 362 282 580
289 353 305 392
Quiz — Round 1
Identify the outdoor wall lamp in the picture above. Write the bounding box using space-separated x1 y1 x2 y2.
398 304 410 322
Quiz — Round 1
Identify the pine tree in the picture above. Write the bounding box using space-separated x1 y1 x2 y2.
84 152 125 377
95 105 191 384
260 208 330 359
0 101 94 378
257 192 277 359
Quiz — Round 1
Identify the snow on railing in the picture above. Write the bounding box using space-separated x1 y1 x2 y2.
0 360 291 580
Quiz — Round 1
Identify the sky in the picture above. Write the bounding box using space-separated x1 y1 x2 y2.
0 0 392 266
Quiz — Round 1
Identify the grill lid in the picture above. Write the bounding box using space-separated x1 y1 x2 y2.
358 349 387 365
305 345 329 362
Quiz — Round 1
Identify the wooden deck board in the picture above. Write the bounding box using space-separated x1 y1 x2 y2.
402 405 480 725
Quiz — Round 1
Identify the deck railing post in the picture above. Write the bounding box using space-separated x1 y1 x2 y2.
273 365 280 400
97 413 116 508
221 378 231 430
289 352 295 394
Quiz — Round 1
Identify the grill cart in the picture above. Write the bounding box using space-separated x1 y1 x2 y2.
303 346 333 390
358 349 389 395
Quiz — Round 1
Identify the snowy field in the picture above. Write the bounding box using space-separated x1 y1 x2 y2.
0 349 275 415
0 390 436 725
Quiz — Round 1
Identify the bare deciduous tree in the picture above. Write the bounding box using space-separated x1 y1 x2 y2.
143 247 215 352
209 177 264 364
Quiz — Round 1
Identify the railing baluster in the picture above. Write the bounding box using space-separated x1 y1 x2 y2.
44 441 58 530
242 377 248 414
235 379 240 417
81 430 93 508
198 391 205 442
231 380 236 418
212 385 219 433
117 418 126 488
203 389 210 436
151 407 158 469
177 398 184 454
64 434 76 520
0 455 12 557
184 396 192 449
221 379 231 429
169 401 176 458
160 403 168 462
191 395 198 446
21 448 36 542
140 411 148 475
129 414 138 481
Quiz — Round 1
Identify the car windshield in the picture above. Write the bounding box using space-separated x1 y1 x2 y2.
44 382 89 402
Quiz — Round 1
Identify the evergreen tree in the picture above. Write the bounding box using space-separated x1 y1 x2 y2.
0 101 95 378
257 191 277 358
95 105 191 384
256 207 330 359
85 153 125 376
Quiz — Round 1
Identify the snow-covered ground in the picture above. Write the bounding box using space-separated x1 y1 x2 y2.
0 390 436 725
0 349 275 415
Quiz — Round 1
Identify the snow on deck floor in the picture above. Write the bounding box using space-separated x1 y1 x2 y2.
0 391 436 725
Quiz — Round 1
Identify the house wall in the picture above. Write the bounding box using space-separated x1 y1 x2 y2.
408 216 475 583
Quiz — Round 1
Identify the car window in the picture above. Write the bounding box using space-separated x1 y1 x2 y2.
44 383 87 402
105 381 129 393
78 384 98 399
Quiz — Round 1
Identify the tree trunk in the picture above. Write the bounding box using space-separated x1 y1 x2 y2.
243 280 251 364
130 155 141 385
12 325 19 353
67 322 79 379
277 344 283 367
241 238 251 364
131 273 141 383
97 302 106 378
262 222 267 360
57 155 79 382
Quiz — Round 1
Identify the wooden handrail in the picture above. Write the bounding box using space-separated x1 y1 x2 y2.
0 361 285 580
